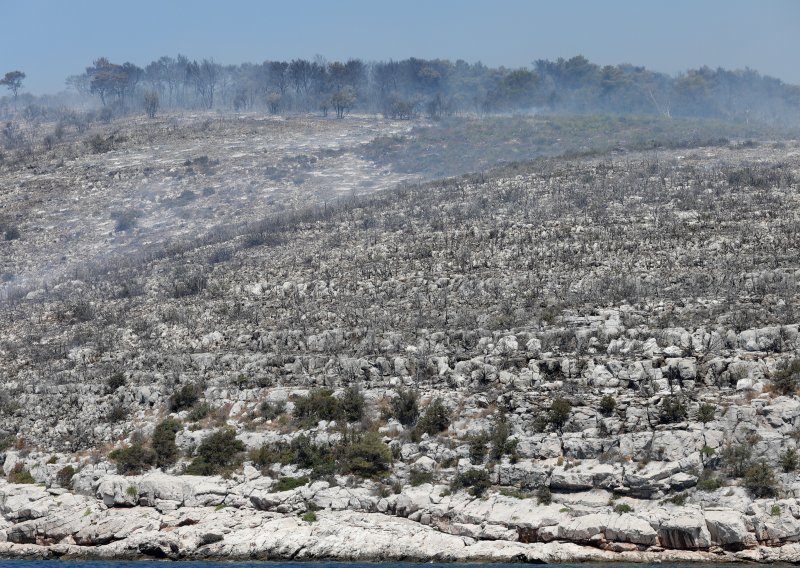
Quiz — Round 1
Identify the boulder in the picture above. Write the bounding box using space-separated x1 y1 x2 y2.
605 513 658 545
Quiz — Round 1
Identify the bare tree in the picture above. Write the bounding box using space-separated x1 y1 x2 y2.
143 90 159 118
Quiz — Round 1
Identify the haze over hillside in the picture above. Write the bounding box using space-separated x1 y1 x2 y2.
2 0 800 564
5 0 800 94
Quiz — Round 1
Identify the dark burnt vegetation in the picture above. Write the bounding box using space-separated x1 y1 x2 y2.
1 139 800 454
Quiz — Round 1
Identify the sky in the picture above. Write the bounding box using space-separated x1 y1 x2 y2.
3 0 800 95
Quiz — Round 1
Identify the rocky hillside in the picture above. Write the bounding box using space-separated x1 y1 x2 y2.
0 115 800 561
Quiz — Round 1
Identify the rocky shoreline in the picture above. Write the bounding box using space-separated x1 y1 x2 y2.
0 466 799 564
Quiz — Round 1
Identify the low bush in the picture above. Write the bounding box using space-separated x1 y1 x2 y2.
7 463 34 484
109 444 156 475
697 403 716 424
469 434 489 464
153 418 182 468
259 400 287 421
340 386 365 423
414 398 450 437
273 476 310 492
696 476 724 492
340 431 393 479
170 384 200 412
773 359 800 396
781 448 798 473
744 461 777 498
549 398 572 430
536 485 552 505
613 503 634 514
390 388 419 426
56 465 76 488
187 401 211 422
721 442 752 478
659 396 687 424
599 395 617 416
107 372 126 393
185 427 245 476
294 389 343 426
409 469 434 486
451 468 491 497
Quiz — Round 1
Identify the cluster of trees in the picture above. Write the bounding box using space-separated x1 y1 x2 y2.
0 54 785 124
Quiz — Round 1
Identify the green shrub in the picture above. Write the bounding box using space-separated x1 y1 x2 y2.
109 444 156 475
56 465 76 488
273 476 309 492
536 485 552 505
659 396 687 424
773 359 800 396
743 461 777 498
302 511 317 523
721 443 752 478
697 403 716 424
259 400 287 421
696 476 724 491
391 388 420 426
341 431 393 479
781 448 798 473
499 487 531 499
187 401 211 422
340 386 365 422
153 418 182 468
700 445 716 459
415 398 451 437
599 395 617 416
549 398 572 430
7 463 34 484
668 493 687 506
409 469 434 486
294 389 343 426
469 434 489 464
613 503 634 514
170 384 200 412
489 413 515 461
451 468 491 497
185 427 245 476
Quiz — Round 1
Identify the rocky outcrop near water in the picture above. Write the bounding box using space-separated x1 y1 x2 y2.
1 467 800 562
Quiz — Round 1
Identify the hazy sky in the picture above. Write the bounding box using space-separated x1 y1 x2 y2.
4 0 800 95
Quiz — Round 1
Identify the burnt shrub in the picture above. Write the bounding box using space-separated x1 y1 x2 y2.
107 372 126 393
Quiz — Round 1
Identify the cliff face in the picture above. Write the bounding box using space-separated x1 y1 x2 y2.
1 114 800 561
